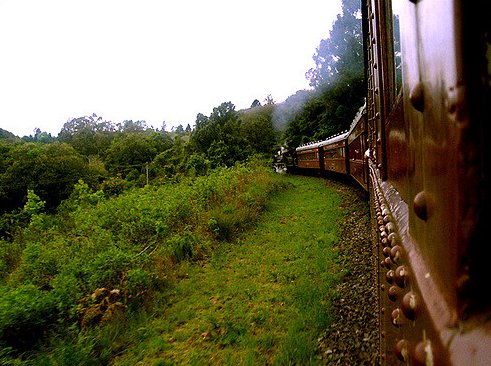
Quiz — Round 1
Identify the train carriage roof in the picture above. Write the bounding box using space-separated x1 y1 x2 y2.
295 103 366 152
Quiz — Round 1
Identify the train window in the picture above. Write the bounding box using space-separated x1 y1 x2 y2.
324 148 344 159
350 138 362 160
392 0 402 96
325 149 335 159
299 152 316 161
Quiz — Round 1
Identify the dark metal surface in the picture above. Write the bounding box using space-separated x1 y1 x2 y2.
365 0 491 364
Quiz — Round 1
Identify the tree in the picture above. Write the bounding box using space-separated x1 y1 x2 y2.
281 73 365 148
264 94 275 105
278 0 365 148
0 128 17 140
120 120 149 133
240 104 278 155
190 102 248 167
191 103 238 155
306 0 364 88
22 129 55 144
250 99 261 108
104 132 172 178
0 142 101 211
23 190 45 218
58 114 116 157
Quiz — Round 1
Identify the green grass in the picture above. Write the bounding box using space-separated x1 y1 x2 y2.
113 175 343 365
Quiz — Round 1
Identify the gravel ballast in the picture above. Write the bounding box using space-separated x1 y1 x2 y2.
317 178 379 365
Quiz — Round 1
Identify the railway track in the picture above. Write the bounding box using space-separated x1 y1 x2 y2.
317 179 378 365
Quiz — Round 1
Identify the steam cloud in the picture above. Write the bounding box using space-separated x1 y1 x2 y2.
272 89 312 131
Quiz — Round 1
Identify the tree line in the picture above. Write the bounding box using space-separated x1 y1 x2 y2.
0 102 278 238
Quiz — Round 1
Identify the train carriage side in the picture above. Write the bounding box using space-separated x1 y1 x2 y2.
347 105 368 190
295 142 323 172
320 133 348 175
364 0 491 364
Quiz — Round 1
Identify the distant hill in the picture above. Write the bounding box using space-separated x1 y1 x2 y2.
0 128 19 140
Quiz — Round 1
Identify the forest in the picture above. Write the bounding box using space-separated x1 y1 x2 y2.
0 0 364 363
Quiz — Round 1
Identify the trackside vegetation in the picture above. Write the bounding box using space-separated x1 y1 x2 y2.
1 171 345 365
111 175 343 365
0 161 286 364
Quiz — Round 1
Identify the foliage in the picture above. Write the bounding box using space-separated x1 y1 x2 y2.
0 142 102 213
306 0 364 88
104 132 173 178
239 104 278 155
22 190 46 218
190 102 279 168
250 99 261 108
281 74 365 147
185 153 210 177
58 114 116 157
0 240 23 282
112 175 342 365
0 160 283 363
0 128 18 141
190 102 243 167
21 128 56 144
0 284 58 351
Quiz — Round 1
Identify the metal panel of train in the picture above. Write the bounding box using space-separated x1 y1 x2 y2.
366 0 490 364
274 0 490 363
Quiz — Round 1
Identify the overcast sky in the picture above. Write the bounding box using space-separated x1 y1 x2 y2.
0 0 342 137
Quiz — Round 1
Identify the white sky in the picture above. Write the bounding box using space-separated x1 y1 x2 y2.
0 0 342 137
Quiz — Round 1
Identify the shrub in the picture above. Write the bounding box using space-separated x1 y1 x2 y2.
125 268 156 310
88 248 135 290
166 231 197 263
18 242 61 289
0 284 57 351
0 159 285 360
50 273 85 321
0 240 23 282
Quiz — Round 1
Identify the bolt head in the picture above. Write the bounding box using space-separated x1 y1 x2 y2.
413 340 434 366
388 286 400 301
386 270 395 284
395 266 409 288
402 291 419 320
391 308 403 327
413 191 432 221
395 339 410 362
390 245 403 264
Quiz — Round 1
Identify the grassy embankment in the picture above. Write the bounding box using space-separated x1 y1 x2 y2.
114 175 343 365
0 165 344 365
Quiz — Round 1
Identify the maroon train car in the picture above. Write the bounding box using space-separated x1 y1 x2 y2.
320 133 348 175
347 106 368 189
294 104 368 189
364 0 491 364
296 142 323 170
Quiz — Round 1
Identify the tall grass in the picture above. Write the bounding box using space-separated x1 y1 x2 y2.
0 159 284 364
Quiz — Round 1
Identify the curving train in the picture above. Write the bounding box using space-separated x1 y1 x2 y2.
275 0 490 364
